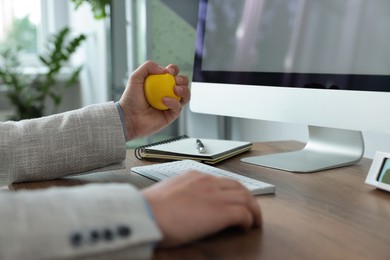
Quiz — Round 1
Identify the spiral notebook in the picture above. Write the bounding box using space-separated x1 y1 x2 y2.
134 135 252 164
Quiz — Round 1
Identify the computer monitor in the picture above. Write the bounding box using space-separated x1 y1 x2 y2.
190 0 390 172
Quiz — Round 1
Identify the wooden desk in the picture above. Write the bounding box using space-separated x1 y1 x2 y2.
11 141 390 260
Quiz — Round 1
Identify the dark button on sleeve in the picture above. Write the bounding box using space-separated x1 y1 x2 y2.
103 228 114 241
89 229 100 243
70 232 83 247
117 225 132 238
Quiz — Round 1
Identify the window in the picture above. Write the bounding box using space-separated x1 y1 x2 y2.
0 0 41 53
0 0 69 67
0 0 41 63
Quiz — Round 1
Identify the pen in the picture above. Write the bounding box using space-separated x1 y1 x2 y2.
196 139 205 153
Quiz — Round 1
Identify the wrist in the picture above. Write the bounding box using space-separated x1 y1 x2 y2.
114 102 128 140
115 101 135 141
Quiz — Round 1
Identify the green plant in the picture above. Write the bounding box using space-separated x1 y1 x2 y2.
71 0 111 19
0 27 86 120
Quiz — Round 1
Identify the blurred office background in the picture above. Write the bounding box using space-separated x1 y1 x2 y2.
0 0 389 158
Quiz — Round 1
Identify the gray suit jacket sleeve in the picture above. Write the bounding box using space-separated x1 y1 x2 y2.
0 102 126 185
0 102 163 259
0 184 162 260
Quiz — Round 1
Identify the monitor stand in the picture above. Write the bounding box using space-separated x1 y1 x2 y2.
241 125 364 173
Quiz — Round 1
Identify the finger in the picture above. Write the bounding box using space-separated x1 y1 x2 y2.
162 97 182 112
220 189 263 227
162 84 189 113
132 60 168 82
227 205 255 230
166 64 179 76
175 75 189 88
236 192 262 227
174 77 191 105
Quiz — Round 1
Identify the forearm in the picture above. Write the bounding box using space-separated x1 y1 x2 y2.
0 184 162 260
0 102 126 185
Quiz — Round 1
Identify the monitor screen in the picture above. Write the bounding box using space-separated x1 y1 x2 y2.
190 0 390 172
378 158 390 185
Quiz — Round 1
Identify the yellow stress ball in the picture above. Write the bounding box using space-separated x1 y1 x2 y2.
144 73 181 110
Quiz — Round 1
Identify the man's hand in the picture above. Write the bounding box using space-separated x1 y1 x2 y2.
119 61 190 140
142 171 262 247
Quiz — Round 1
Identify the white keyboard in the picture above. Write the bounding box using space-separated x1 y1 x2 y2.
131 160 275 195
